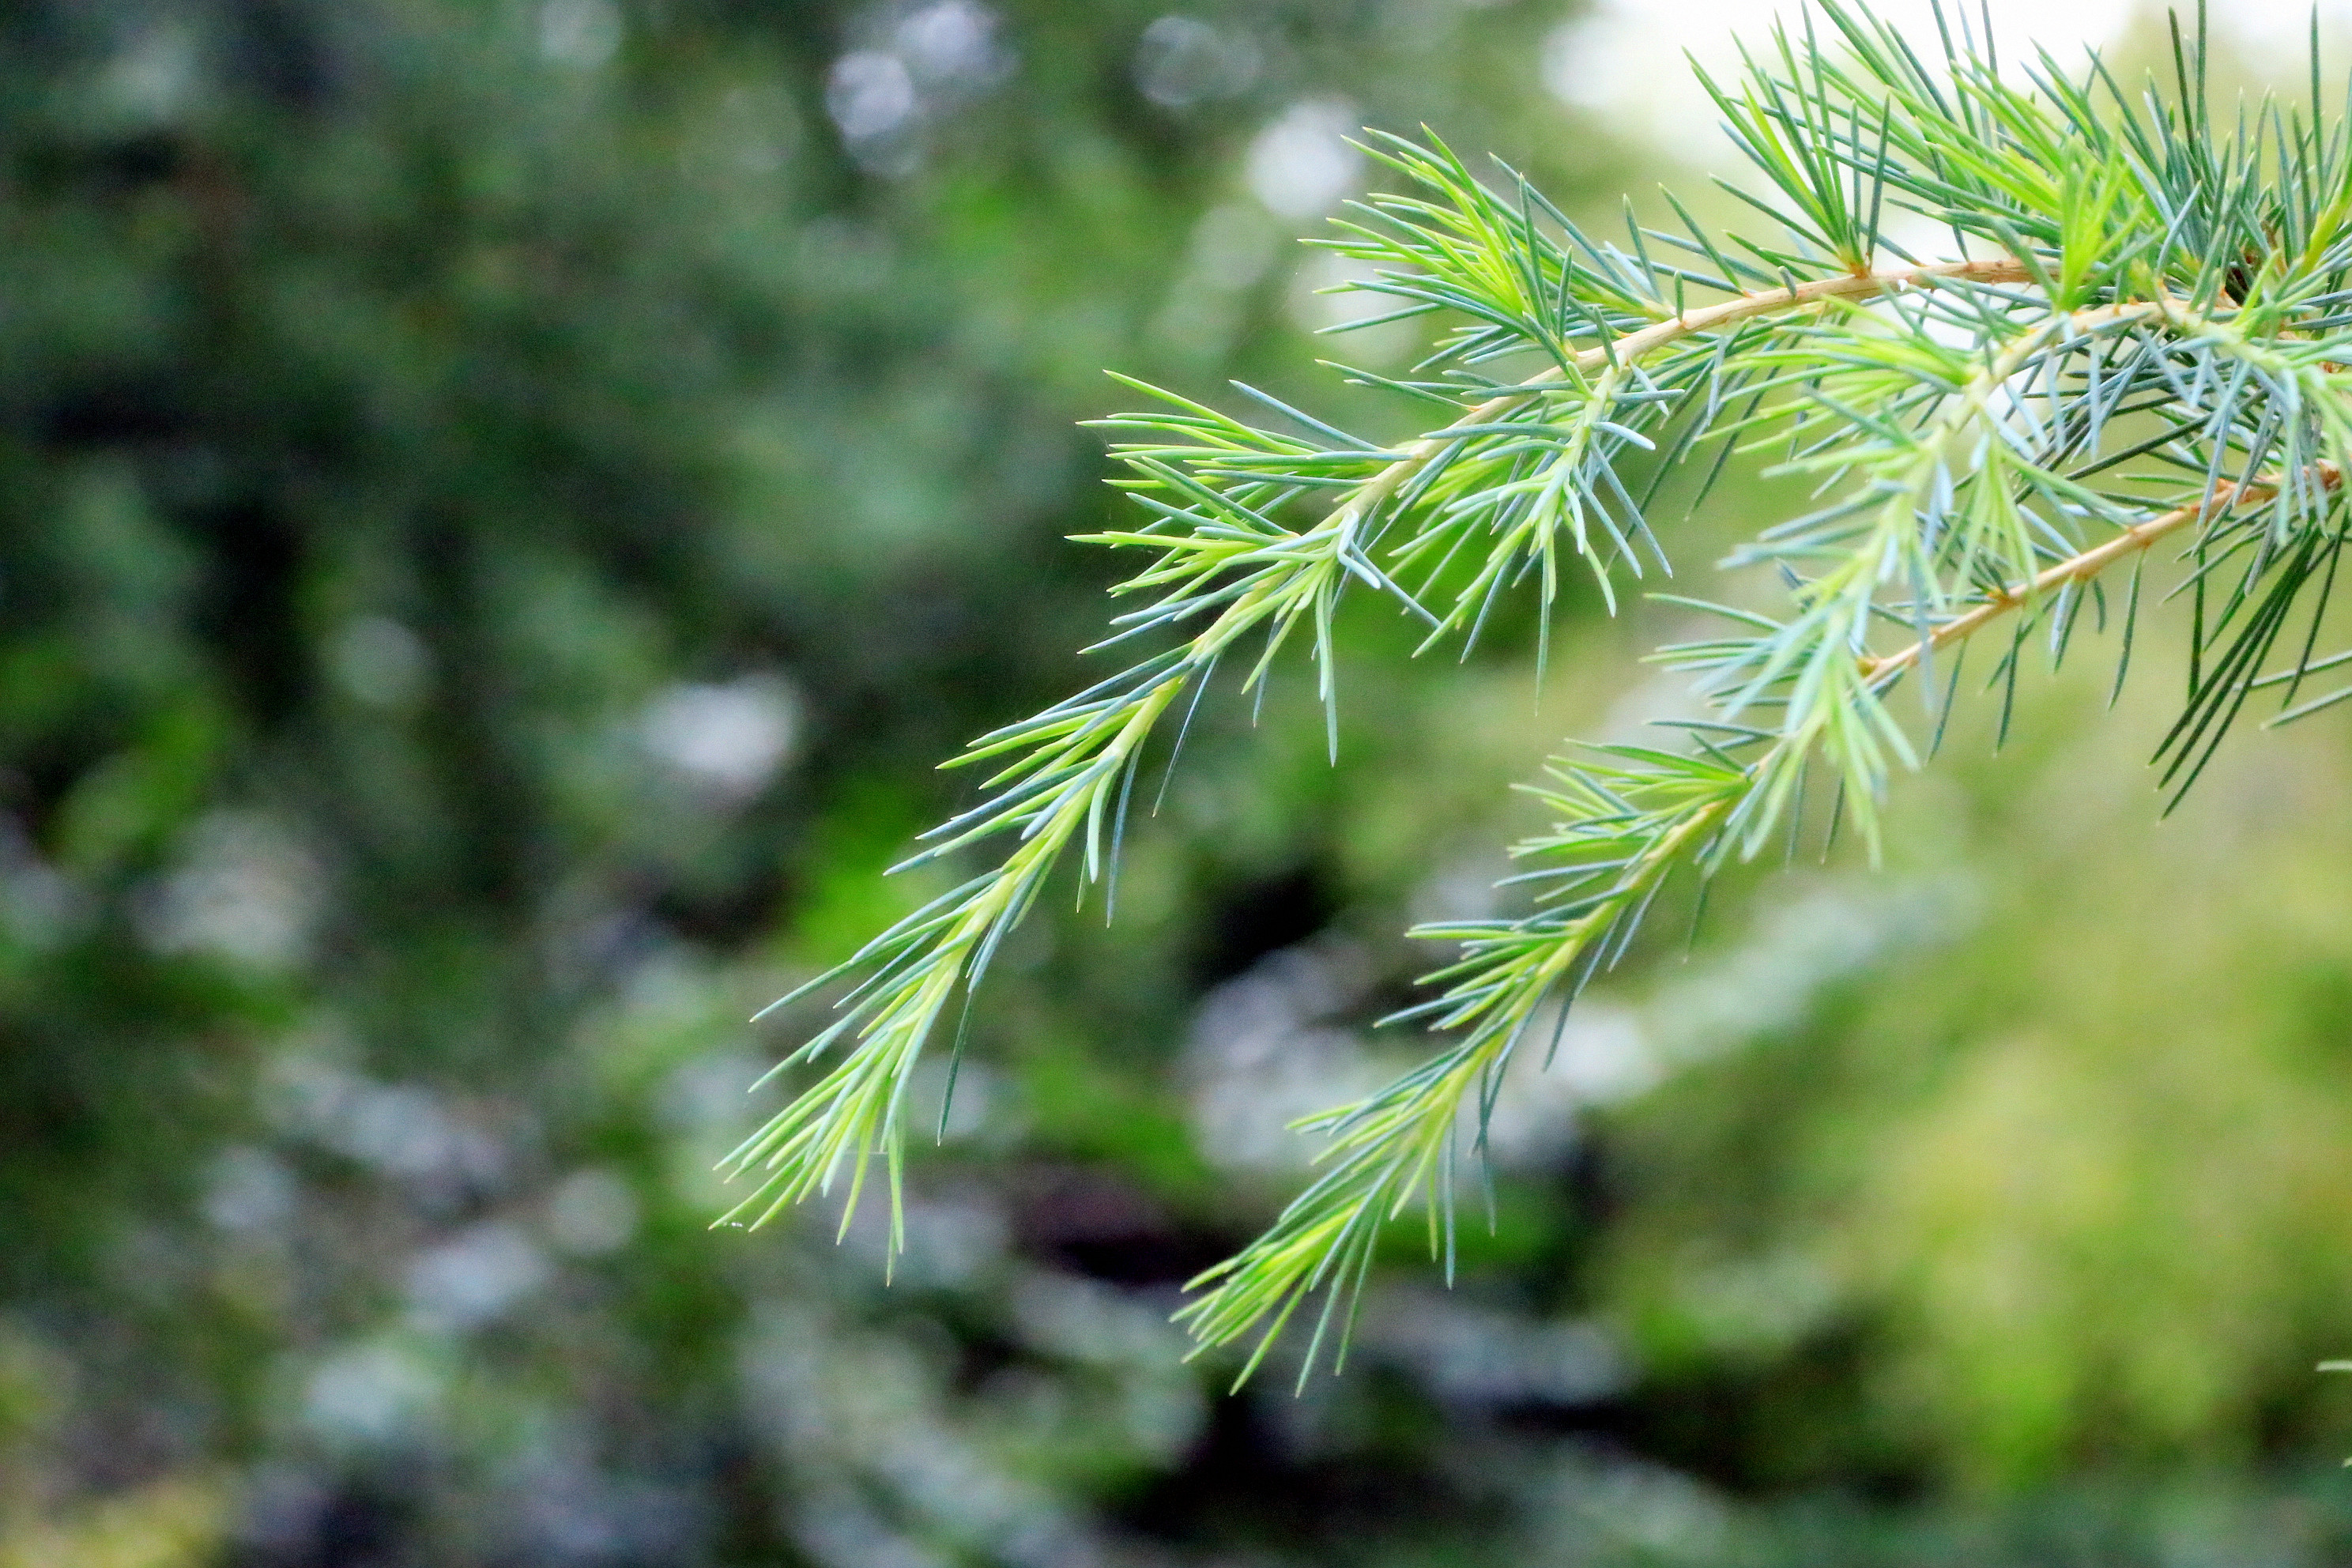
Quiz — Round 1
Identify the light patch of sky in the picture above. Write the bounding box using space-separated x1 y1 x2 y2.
1546 0 2352 165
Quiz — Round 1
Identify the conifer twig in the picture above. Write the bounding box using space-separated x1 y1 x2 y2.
1861 462 2347 685
741 0 2352 1380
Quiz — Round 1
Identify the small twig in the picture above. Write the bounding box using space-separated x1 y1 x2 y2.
1860 461 2346 684
1337 256 2034 529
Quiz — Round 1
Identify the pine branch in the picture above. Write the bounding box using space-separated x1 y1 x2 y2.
1174 755 1742 1387
741 0 2352 1383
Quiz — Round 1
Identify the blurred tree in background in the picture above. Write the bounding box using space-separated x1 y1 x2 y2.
6 1 2352 1565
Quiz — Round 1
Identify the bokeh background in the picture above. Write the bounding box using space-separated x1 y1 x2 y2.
13 1 2352 1563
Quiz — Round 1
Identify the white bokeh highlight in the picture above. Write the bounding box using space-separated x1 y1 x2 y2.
1547 0 2352 163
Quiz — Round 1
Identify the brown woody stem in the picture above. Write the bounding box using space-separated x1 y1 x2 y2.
1339 255 2035 529
1860 462 2346 686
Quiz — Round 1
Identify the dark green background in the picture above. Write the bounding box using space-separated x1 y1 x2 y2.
7 2 2352 1563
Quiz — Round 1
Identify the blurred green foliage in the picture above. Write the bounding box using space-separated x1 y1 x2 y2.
3 1 2352 1565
